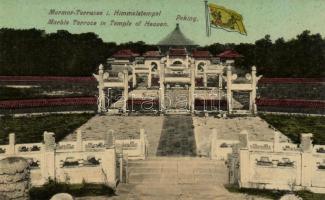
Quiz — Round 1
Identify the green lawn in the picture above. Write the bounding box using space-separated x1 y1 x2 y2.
260 114 325 144
0 113 94 144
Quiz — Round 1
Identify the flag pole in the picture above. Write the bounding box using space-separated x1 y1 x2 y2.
204 0 210 37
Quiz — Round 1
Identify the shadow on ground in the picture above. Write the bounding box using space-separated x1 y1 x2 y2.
156 115 196 156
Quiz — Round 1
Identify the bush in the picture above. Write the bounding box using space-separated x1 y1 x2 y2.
29 179 115 200
0 113 94 144
260 114 325 144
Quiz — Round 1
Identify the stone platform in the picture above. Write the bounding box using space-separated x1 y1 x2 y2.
64 115 286 157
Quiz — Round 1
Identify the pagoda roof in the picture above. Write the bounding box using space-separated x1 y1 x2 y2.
217 50 243 59
158 24 197 47
113 49 139 58
192 50 212 58
169 48 187 56
143 51 162 58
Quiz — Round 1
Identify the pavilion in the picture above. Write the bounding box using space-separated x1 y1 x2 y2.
93 24 262 115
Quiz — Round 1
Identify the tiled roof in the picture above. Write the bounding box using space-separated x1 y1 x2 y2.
158 24 197 46
217 50 243 58
113 49 139 58
192 50 212 58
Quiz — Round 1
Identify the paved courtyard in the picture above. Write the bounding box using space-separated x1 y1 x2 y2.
64 115 287 157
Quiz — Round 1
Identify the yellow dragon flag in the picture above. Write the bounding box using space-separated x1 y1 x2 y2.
207 3 247 35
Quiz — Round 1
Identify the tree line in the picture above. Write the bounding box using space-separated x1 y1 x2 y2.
0 28 324 77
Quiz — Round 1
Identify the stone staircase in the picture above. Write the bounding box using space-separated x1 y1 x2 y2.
111 157 252 200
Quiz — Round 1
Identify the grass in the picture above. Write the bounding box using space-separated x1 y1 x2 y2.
0 83 97 100
29 180 115 200
226 185 325 200
0 113 95 144
225 185 285 199
260 114 325 144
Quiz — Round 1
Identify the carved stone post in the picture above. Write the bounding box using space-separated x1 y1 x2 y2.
301 133 313 188
159 63 165 113
98 64 105 113
123 69 129 113
238 130 250 187
132 64 136 88
43 131 55 151
226 66 233 114
203 68 207 87
190 62 196 112
43 131 55 181
8 133 15 154
250 66 257 114
148 64 152 88
301 133 313 153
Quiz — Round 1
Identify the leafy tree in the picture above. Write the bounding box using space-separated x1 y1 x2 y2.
0 28 324 77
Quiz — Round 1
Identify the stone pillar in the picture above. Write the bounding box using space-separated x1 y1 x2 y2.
148 65 152 88
301 133 313 188
43 131 55 181
166 55 170 67
218 74 222 88
159 63 165 113
203 70 207 87
300 133 313 153
226 66 232 114
132 65 136 88
43 131 55 151
123 70 129 113
98 64 105 113
76 129 83 151
238 130 250 187
273 131 281 152
190 62 196 112
250 66 257 114
105 130 114 148
101 148 117 188
8 133 15 154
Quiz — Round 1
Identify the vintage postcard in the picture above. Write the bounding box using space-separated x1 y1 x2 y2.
0 0 324 200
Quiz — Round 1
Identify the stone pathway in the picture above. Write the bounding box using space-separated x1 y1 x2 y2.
157 115 196 156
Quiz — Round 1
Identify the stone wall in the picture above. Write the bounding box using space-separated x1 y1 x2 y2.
230 132 325 193
0 129 147 188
